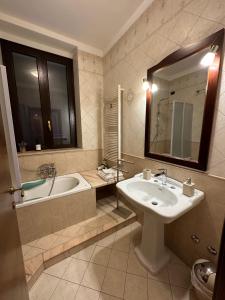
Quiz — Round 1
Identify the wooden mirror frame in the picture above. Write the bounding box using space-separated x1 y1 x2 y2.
144 29 225 171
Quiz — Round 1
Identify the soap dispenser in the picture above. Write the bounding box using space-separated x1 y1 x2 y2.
183 177 195 197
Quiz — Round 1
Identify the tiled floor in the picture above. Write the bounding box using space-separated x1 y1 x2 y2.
30 222 197 300
22 196 136 284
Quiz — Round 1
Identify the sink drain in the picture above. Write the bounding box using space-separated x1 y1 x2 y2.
151 201 158 205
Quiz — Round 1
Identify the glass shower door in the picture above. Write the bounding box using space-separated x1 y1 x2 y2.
171 101 193 159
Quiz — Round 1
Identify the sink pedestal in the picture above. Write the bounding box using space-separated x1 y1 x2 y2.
135 212 170 274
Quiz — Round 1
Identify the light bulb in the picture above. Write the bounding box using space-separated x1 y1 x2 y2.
200 52 216 67
31 70 38 78
142 78 150 91
200 45 218 67
152 83 158 93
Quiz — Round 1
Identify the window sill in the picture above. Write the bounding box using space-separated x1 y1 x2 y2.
18 148 84 157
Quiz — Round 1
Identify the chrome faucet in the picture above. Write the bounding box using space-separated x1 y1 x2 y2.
38 163 57 179
154 168 167 185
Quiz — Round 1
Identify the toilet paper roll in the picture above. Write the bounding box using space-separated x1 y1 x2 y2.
36 144 41 151
143 168 151 180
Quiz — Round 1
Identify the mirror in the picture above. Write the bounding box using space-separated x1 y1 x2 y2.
145 30 224 170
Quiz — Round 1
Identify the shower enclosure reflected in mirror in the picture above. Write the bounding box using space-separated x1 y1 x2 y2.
145 29 224 171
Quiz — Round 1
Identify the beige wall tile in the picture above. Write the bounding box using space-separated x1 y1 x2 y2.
18 149 102 181
103 0 225 179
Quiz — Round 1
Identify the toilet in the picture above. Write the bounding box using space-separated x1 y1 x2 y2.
191 259 216 300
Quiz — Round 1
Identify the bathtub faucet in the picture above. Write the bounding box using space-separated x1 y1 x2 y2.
38 163 57 179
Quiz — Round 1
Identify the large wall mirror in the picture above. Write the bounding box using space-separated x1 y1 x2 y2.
145 29 224 170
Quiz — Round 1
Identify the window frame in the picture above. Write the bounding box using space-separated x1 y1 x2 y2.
1 39 77 151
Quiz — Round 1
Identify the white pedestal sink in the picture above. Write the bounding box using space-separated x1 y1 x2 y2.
117 174 204 274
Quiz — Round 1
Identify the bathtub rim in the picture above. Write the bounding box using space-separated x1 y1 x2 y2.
16 172 92 208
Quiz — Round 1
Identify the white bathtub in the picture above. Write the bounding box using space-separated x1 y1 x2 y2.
17 173 91 208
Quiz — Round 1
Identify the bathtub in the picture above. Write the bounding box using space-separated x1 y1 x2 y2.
17 173 91 208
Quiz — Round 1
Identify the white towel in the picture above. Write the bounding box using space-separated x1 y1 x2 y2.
98 168 124 182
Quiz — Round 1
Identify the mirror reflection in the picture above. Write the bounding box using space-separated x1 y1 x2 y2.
149 48 210 162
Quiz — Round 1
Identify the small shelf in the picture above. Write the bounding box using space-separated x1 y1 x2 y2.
80 170 116 188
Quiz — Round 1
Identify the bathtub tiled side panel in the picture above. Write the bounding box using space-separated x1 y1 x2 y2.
17 189 96 244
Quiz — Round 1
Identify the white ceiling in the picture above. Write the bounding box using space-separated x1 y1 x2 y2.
0 0 153 56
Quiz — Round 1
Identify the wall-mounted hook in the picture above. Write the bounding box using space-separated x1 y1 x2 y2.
207 246 217 256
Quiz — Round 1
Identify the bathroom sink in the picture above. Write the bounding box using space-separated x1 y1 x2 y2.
117 174 204 223
116 174 204 274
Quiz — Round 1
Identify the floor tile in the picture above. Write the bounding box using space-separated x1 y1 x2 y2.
168 263 191 288
51 236 72 248
45 257 72 278
35 234 59 250
99 292 122 300
124 273 148 300
113 235 131 253
97 233 116 248
29 273 59 300
130 222 142 232
50 279 79 300
102 268 126 298
59 224 87 238
148 279 172 300
108 249 128 272
81 262 106 290
62 258 88 284
148 266 169 284
127 252 148 277
170 252 186 266
72 244 96 261
171 286 198 300
116 226 131 239
76 286 100 300
22 245 44 260
22 245 33 256
91 245 111 266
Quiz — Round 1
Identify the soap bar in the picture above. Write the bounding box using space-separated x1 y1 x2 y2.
183 182 195 197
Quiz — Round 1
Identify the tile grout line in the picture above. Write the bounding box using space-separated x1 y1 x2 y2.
122 223 133 300
98 229 116 298
79 230 117 298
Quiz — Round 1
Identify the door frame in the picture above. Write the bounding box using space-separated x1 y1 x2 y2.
213 219 225 299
